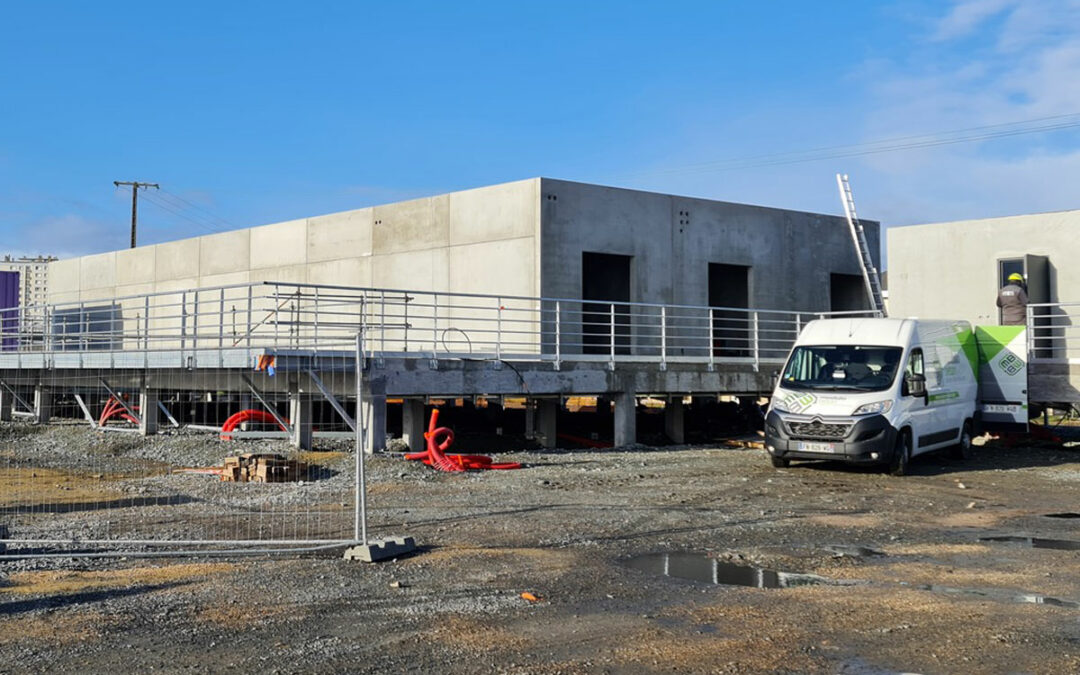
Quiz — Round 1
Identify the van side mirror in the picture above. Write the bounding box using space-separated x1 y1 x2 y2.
904 373 927 398
770 370 780 388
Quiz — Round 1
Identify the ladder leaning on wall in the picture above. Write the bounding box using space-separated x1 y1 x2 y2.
836 173 886 316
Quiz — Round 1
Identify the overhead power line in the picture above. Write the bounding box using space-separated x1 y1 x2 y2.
616 111 1080 179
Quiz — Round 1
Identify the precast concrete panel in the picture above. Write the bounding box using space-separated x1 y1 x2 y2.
79 252 117 291
372 248 449 292
115 247 156 286
155 239 200 283
249 265 308 285
307 208 373 262
249 219 308 269
200 229 252 276
448 178 538 246
48 259 81 297
306 258 372 288
448 237 535 297
373 194 450 255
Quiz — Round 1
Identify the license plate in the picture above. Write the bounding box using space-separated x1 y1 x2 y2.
798 441 836 453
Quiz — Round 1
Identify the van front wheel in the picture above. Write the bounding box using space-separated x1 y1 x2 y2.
770 455 790 468
889 431 911 477
950 420 974 460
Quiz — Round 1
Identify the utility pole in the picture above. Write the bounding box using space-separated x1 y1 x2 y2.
113 181 159 248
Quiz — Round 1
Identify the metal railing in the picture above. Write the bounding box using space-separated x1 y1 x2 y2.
0 281 880 369
1028 302 1080 363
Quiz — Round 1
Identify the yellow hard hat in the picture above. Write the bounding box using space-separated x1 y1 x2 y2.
1008 273 1024 283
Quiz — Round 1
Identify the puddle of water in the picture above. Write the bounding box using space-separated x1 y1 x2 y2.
910 583 1080 609
625 552 837 589
980 535 1080 551
1044 512 1080 519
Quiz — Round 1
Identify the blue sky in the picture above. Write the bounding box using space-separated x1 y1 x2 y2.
1 0 1078 258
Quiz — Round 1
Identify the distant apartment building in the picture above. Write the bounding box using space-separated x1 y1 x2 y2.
0 255 56 308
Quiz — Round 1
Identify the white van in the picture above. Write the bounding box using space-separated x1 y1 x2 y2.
765 318 978 475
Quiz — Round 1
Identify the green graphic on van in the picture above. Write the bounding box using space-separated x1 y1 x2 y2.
998 353 1023 376
928 391 960 403
779 393 817 413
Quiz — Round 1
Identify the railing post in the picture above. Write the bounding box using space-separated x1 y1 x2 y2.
752 311 760 372
496 297 503 361
143 295 150 351
554 300 561 371
1026 304 1035 361
218 288 225 349
246 285 254 349
660 306 667 370
609 303 616 370
180 291 188 355
380 290 386 353
431 293 439 368
313 286 320 350
708 308 715 371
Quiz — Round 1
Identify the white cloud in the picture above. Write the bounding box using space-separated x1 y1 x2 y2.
858 0 1080 225
11 214 128 259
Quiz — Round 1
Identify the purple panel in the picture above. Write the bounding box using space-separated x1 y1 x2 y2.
0 270 19 351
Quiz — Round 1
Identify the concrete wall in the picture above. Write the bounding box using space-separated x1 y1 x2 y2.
538 178 878 310
48 178 541 304
887 209 1080 323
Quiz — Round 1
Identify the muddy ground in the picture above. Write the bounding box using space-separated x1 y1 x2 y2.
1 422 1079 674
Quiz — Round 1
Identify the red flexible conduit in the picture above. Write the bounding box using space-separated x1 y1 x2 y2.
404 408 522 471
99 397 139 427
220 409 289 441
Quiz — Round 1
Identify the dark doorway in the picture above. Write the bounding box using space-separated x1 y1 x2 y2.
830 273 870 312
582 252 632 354
709 263 750 356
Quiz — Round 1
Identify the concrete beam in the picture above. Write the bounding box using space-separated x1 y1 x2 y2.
139 389 159 436
33 386 52 425
537 399 558 449
664 397 685 444
401 399 426 452
613 390 636 447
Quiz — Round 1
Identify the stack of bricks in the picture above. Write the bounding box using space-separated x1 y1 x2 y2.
220 453 307 483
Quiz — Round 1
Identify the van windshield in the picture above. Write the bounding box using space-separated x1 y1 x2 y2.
781 345 903 392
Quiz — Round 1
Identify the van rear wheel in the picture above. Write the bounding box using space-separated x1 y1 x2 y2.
889 431 911 477
950 420 974 460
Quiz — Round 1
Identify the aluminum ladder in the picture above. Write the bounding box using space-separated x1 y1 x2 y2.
836 173 886 316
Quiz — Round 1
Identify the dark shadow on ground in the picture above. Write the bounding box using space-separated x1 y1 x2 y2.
789 442 1079 477
0 494 198 515
0 581 191 616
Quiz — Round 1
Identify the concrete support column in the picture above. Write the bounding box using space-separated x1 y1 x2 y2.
524 399 536 440
613 391 637 447
139 389 159 436
33 386 52 425
401 399 426 452
360 378 387 454
537 399 558 449
289 393 314 451
0 388 12 422
665 396 685 444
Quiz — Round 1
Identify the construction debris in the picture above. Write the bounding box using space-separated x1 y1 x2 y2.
174 453 307 483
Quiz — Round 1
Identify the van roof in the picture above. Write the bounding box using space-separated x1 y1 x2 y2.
796 318 917 347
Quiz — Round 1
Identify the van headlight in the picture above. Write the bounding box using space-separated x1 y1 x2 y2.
770 397 791 413
852 400 892 416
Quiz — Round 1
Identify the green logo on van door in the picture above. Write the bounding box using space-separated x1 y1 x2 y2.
998 353 1023 376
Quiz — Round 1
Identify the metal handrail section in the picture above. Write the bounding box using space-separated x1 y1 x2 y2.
0 281 882 369
1027 302 1080 363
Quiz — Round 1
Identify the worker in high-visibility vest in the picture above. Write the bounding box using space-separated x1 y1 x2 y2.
997 272 1029 326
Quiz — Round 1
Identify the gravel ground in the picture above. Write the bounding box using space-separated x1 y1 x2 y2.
2 423 1080 674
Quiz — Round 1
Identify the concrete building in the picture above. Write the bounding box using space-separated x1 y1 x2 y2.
0 255 56 308
887 208 1080 324
48 178 879 315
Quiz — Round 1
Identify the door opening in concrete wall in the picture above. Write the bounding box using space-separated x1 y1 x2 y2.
709 263 750 357
582 252 632 355
830 273 870 313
